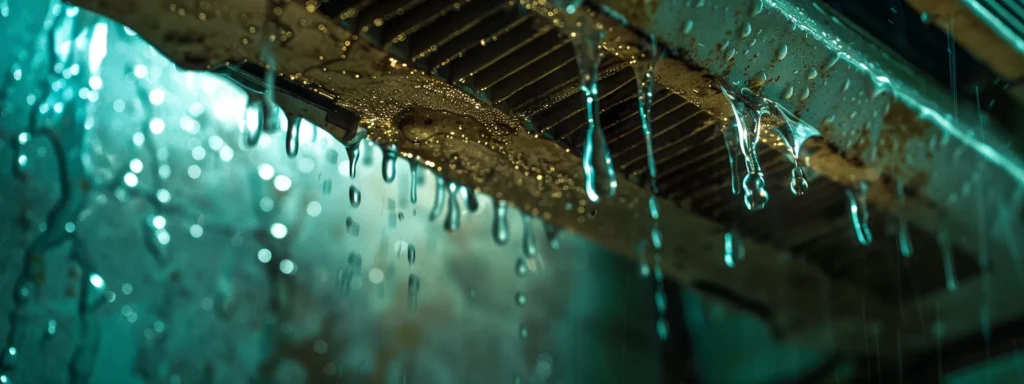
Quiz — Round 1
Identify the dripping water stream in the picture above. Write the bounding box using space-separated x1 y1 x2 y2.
721 87 769 211
567 12 617 202
634 42 668 340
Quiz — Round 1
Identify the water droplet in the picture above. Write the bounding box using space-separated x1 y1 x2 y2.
284 114 300 157
408 274 420 310
429 176 446 221
543 222 561 250
408 162 418 204
514 292 527 306
519 324 528 339
896 180 913 258
444 182 462 232
338 253 363 295
345 143 360 178
407 244 416 264
568 15 617 202
723 87 770 211
349 186 362 207
789 167 809 196
243 97 263 147
515 258 528 276
723 230 745 267
845 182 872 246
522 214 537 257
721 127 742 196
781 85 794 100
382 144 397 183
937 230 958 291
493 199 510 245
463 187 480 212
740 22 752 37
776 44 788 61
806 67 818 80
683 20 694 34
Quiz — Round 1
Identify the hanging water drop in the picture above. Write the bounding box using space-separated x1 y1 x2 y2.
493 199 510 245
522 214 537 258
408 162 418 204
345 143 360 179
444 182 461 232
407 244 416 264
243 97 263 147
284 114 300 158
845 182 872 245
567 14 617 202
896 180 913 258
429 176 446 221
408 274 420 310
721 126 742 195
514 292 527 306
722 87 769 210
464 187 480 212
937 231 958 292
382 144 397 183
349 186 362 208
789 167 809 196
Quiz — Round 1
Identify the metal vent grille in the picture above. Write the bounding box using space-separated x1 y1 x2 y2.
967 0 1024 54
314 0 980 305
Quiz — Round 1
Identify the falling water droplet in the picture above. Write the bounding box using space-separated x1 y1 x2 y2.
284 114 300 158
723 87 770 210
636 44 670 340
429 176 446 222
349 186 362 208
11 140 29 180
514 292 527 306
568 14 617 202
723 229 746 267
408 274 420 310
515 258 529 276
789 167 809 196
493 199 510 245
845 182 873 246
724 231 736 267
521 214 538 257
543 222 561 250
345 143 360 178
896 180 913 258
444 182 462 232
937 231 958 291
407 244 416 264
408 162 418 204
382 144 397 183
